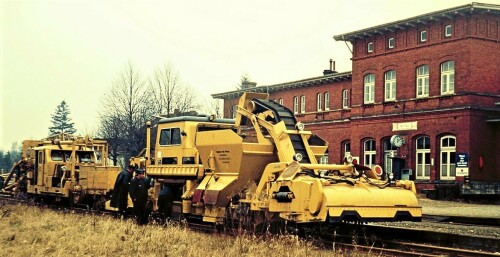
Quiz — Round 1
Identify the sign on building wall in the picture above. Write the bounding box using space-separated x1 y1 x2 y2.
456 153 469 176
392 121 418 131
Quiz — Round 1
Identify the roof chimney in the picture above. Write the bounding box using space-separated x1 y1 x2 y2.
323 59 337 75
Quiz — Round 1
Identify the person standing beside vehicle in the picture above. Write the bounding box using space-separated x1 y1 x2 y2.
129 169 151 225
110 165 135 217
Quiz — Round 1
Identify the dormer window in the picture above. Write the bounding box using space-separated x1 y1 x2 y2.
367 42 373 53
420 31 427 42
388 37 394 49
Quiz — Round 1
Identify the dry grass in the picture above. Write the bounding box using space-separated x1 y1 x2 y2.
0 202 373 257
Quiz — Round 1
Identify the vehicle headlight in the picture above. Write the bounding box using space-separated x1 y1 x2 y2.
294 153 303 162
295 122 305 131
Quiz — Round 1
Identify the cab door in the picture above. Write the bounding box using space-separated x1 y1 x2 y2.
35 150 45 186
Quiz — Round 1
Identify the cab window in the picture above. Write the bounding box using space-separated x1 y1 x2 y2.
159 128 181 146
51 150 64 161
78 152 93 163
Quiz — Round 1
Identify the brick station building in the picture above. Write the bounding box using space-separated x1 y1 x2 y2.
213 3 500 197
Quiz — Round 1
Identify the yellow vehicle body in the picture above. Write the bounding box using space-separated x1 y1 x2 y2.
5 134 120 208
134 93 422 224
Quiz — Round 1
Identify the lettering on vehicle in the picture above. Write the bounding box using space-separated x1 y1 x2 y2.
216 150 231 164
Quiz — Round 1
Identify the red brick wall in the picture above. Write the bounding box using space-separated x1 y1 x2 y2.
269 80 352 122
220 11 500 187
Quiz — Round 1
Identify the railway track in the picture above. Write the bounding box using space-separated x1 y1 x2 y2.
330 240 500 257
317 223 500 257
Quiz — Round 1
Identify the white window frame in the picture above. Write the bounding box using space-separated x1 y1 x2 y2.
300 95 305 114
363 139 376 168
388 37 394 49
293 97 298 114
316 93 322 111
416 65 429 98
319 155 329 164
440 136 456 180
384 70 396 101
416 136 431 179
364 74 375 104
441 61 455 95
278 98 283 105
445 25 452 37
367 42 373 53
420 30 427 42
343 141 351 160
383 138 397 174
342 89 349 109
232 105 238 118
324 92 330 111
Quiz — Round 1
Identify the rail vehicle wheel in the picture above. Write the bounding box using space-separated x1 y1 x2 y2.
90 197 103 212
223 203 240 232
223 196 252 233
70 185 84 206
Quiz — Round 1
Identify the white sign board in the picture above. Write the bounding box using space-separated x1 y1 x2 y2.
392 121 418 131
456 167 469 176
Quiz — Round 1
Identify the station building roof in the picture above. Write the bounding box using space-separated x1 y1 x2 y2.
212 71 352 100
334 2 500 42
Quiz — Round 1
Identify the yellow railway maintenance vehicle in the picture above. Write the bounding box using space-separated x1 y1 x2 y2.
4 134 120 209
133 92 421 225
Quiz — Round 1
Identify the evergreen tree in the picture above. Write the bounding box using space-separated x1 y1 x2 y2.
0 150 6 173
49 100 77 135
1 151 12 173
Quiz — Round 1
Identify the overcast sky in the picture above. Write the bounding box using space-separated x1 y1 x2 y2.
1 0 490 151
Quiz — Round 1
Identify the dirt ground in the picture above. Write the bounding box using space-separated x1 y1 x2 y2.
419 197 500 218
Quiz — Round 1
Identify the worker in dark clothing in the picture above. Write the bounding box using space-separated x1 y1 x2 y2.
110 165 135 217
129 169 151 225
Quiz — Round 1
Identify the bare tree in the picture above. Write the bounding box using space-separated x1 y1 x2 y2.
201 99 223 118
149 63 199 117
98 61 203 165
150 63 179 117
99 61 154 165
98 115 126 166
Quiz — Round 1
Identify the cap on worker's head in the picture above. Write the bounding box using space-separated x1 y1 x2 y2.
135 169 145 175
128 164 136 170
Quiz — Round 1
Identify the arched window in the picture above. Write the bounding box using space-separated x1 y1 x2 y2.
440 136 456 179
364 74 375 104
383 138 398 174
278 98 284 105
363 139 376 168
300 95 306 113
293 97 298 114
416 136 431 179
416 65 429 98
316 93 322 111
324 92 330 110
342 89 349 109
441 61 455 95
342 140 351 161
384 70 396 101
